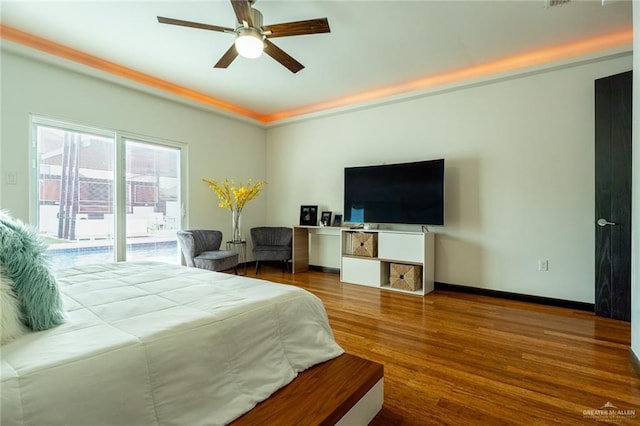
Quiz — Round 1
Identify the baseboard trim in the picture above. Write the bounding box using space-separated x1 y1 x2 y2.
434 282 595 312
248 261 339 274
309 265 341 274
300 269 595 311
630 348 640 377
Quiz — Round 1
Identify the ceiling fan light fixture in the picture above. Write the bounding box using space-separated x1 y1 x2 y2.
235 27 263 58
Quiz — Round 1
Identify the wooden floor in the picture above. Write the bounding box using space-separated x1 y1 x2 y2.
250 265 639 425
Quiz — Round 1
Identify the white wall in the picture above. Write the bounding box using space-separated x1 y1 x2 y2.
631 1 639 369
0 50 267 243
2 44 633 307
265 53 632 303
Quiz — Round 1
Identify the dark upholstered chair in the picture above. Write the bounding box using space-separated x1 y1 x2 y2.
250 227 292 274
177 230 239 273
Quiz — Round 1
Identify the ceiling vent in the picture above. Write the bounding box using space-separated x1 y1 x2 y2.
545 0 571 7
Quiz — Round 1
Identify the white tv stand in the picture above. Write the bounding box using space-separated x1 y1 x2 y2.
340 229 434 296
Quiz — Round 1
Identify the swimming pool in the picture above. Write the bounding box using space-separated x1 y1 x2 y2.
46 240 180 270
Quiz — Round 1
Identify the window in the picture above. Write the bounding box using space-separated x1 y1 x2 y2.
32 117 185 270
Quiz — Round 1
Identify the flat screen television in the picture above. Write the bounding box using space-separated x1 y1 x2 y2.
343 159 445 226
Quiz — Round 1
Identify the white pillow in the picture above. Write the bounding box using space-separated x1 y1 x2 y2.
1 268 26 344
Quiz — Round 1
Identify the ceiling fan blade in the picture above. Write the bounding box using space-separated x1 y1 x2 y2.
262 18 330 38
230 0 253 27
214 44 239 68
157 16 233 33
263 39 304 74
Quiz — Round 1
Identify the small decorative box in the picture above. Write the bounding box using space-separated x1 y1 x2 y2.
351 232 377 257
389 263 422 291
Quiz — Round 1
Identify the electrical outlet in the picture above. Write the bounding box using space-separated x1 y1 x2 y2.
538 259 549 271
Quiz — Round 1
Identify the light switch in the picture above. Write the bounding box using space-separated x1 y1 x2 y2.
6 172 17 185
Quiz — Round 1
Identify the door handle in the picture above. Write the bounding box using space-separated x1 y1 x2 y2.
597 218 616 227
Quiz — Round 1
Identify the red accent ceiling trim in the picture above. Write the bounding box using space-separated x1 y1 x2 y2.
0 24 269 122
1 24 632 124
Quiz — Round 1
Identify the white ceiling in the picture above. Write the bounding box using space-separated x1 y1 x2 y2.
0 0 633 121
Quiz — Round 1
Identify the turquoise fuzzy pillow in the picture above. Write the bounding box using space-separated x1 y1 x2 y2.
0 212 64 331
1 267 27 344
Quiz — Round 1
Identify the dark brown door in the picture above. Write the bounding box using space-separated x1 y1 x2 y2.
594 70 632 321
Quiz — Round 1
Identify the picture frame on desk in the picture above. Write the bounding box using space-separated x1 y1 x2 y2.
320 211 332 227
299 205 318 226
332 214 343 227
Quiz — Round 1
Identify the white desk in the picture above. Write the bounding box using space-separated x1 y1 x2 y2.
292 226 342 273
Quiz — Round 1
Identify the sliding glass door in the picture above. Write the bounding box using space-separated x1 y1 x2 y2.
124 139 181 263
35 121 116 269
33 117 184 270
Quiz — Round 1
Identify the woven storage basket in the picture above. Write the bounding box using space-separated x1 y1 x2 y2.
351 232 377 257
389 263 422 291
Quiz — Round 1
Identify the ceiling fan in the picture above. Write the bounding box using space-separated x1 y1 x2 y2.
157 0 330 73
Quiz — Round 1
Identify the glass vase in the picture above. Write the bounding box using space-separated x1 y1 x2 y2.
231 209 242 242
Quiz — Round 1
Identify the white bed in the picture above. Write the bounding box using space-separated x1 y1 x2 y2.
1 262 344 425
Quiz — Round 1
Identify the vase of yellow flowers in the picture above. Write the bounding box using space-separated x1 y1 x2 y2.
231 208 242 243
202 178 265 242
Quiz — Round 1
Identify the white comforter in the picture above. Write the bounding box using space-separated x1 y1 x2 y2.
1 262 344 425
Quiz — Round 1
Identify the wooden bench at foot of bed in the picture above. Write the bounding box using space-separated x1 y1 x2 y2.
231 353 384 426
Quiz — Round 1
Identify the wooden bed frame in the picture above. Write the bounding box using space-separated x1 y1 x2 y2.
231 353 384 425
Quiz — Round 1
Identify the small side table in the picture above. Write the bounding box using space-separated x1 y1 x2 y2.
226 240 247 276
